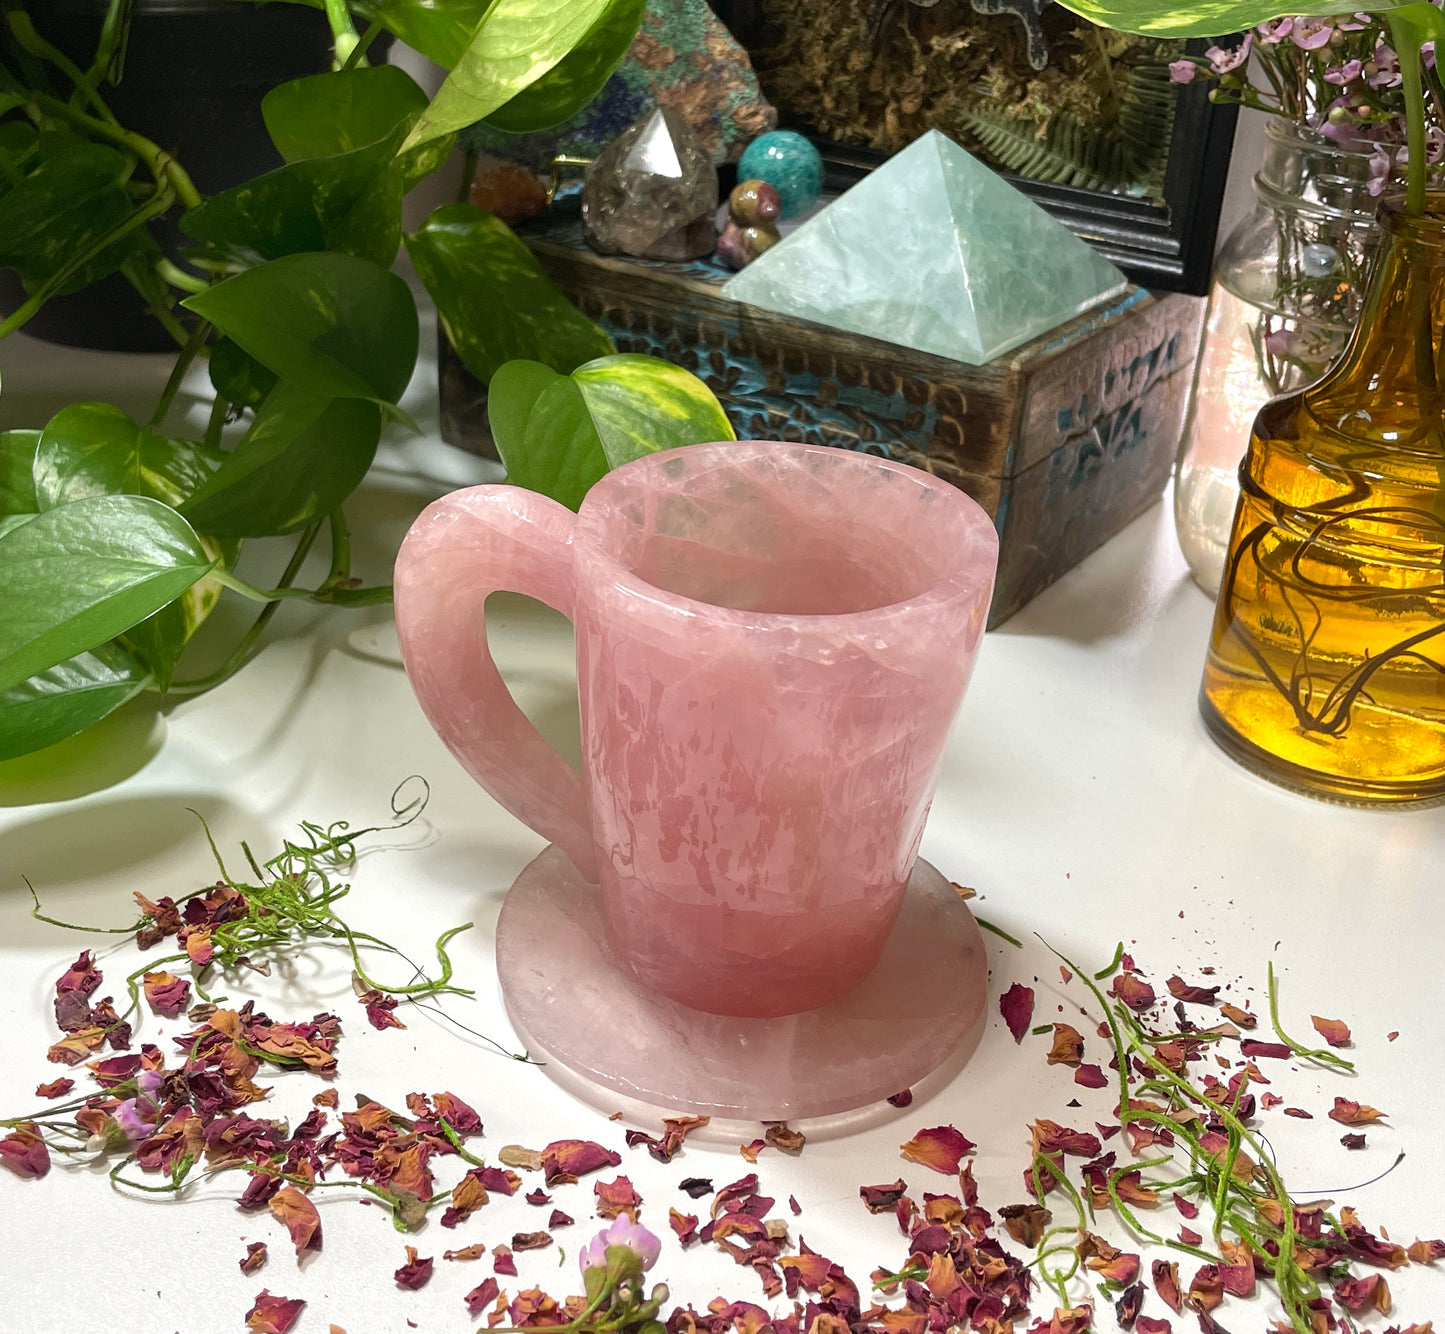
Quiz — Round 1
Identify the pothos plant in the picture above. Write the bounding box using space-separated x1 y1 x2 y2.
0 0 734 764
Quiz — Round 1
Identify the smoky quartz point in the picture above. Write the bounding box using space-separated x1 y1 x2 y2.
582 108 718 261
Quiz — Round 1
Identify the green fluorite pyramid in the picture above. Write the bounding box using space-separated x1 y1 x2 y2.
721 130 1129 365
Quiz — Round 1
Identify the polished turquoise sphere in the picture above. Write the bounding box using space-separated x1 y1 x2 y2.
737 131 823 219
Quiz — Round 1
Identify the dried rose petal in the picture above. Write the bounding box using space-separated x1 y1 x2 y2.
240 1242 268 1275
859 1180 908 1213
670 1207 699 1245
679 1177 712 1199
1334 1273 1390 1312
1111 972 1156 1011
524 1187 550 1206
999 1203 1052 1246
548 1209 572 1229
1218 1002 1256 1028
1024 1306 1092 1334
1186 1264 1223 1312
395 1245 433 1289
540 1138 621 1185
1073 1064 1107 1089
0 1124 49 1179
1047 1023 1084 1066
47 1027 105 1064
441 1170 489 1228
269 1186 322 1256
246 1291 306 1333
1031 1119 1101 1158
1218 1260 1255 1298
34 1078 74 1099
887 1089 913 1108
595 1174 642 1220
1329 1097 1386 1126
900 1124 975 1174
1238 1039 1292 1060
1408 1238 1445 1263
512 1231 552 1252
1342 1132 1367 1149
433 1091 482 1136
478 1166 521 1195
142 971 191 1019
739 1138 766 1163
1166 975 1219 1005
1152 1259 1182 1312
1178 1225 1202 1246
1000 983 1035 1043
465 1277 500 1318
1135 1320 1173 1334
1115 1282 1144 1328
765 1122 805 1153
492 1245 517 1276
1311 1014 1351 1047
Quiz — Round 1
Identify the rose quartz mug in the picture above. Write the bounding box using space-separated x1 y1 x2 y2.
395 441 997 1018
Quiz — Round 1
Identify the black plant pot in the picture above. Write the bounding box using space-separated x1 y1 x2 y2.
0 0 361 351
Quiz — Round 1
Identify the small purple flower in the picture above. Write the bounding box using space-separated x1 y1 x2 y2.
1255 17 1294 42
1368 42 1402 88
1168 59 1198 84
114 1097 157 1142
578 1216 662 1275
1325 59 1363 85
1205 35 1252 75
1427 124 1445 165
137 1068 164 1097
1290 17 1334 50
1263 328 1297 359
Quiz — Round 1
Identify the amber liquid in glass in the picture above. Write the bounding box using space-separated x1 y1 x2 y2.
1201 200 1445 802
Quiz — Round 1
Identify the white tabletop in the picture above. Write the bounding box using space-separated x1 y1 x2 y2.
1 311 1440 1333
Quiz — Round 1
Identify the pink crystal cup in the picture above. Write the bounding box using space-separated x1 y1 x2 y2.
395 441 998 1018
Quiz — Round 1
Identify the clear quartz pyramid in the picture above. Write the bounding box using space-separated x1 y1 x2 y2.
721 129 1129 365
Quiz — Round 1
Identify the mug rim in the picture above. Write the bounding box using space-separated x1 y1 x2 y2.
574 439 999 628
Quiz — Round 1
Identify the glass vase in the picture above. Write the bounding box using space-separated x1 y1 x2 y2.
1200 195 1445 803
1174 119 1379 593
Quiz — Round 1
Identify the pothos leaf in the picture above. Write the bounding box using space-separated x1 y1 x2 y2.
1053 0 1413 36
488 354 734 511
262 64 428 161
0 430 40 516
0 642 151 762
405 203 613 385
180 381 383 538
179 120 411 270
402 0 617 151
31 403 240 689
483 0 646 134
182 251 419 407
0 495 215 694
574 353 736 468
350 0 494 69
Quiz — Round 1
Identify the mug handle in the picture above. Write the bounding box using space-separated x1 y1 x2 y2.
394 486 598 882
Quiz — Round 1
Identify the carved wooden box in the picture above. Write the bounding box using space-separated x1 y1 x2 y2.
438 218 1204 627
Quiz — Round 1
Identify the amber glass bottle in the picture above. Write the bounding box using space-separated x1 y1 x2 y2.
1200 197 1445 802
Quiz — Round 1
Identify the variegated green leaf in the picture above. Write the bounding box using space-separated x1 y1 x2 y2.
405 203 613 384
32 404 239 689
484 0 646 134
402 0 615 150
0 642 151 762
574 354 736 468
1055 0 1413 37
488 353 734 511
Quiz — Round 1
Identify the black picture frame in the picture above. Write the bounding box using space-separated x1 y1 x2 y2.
711 4 1237 296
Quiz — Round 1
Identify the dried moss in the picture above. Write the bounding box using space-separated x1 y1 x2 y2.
741 0 1182 201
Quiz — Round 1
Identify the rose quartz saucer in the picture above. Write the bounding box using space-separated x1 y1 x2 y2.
495 847 989 1121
